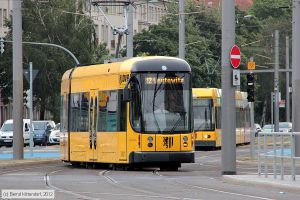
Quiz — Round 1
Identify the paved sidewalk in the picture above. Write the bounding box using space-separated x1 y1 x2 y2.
223 175 300 192
0 158 59 169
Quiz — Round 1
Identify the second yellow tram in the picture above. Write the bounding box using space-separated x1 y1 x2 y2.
192 88 251 148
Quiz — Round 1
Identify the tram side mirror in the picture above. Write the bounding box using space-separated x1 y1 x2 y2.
123 76 135 102
123 87 131 102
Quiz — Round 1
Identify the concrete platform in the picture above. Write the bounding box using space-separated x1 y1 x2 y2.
223 175 300 193
0 158 59 169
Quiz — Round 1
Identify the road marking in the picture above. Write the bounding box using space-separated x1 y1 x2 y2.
46 170 100 200
175 180 274 200
5 173 44 176
79 191 202 200
0 164 61 176
80 181 97 184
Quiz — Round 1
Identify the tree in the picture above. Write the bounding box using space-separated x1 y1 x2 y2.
134 1 222 88
0 0 109 121
248 0 292 123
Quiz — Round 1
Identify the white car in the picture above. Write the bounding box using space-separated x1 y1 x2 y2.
262 124 274 133
255 123 262 137
0 119 33 147
49 123 60 144
279 122 292 132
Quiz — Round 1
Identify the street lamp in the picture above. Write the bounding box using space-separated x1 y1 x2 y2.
236 14 253 24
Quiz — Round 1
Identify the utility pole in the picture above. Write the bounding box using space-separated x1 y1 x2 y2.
250 102 255 159
221 0 236 175
274 30 279 132
292 0 300 156
12 0 23 159
179 0 185 59
286 36 290 122
29 62 34 156
126 1 133 58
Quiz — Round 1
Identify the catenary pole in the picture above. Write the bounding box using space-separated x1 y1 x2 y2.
179 0 185 59
292 0 300 156
274 30 279 132
126 2 133 58
12 0 24 159
221 0 236 174
29 62 34 156
286 36 290 122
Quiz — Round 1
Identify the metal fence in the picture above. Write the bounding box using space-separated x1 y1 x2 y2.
257 132 300 181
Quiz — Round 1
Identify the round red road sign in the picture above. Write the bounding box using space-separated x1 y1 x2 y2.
230 45 241 69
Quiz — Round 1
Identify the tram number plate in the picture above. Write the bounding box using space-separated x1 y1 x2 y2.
163 137 174 148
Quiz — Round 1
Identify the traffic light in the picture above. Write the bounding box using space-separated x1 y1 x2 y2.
25 89 31 108
247 73 255 102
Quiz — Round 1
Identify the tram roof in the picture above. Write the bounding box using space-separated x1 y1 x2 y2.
192 88 219 99
62 56 191 81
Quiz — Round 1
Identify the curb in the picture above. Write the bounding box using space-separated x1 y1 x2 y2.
0 159 60 169
223 175 300 193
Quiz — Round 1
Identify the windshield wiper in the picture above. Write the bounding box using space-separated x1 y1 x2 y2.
152 73 163 133
169 113 186 134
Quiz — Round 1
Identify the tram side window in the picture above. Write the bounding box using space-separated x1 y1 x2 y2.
60 96 64 131
70 93 81 131
80 93 89 131
98 90 118 132
119 91 126 131
216 107 221 129
69 93 89 132
131 79 141 132
60 95 68 132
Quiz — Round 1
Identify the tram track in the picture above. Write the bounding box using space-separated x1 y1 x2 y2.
44 167 198 200
153 170 275 200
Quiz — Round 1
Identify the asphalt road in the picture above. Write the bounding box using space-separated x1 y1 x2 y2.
0 145 299 200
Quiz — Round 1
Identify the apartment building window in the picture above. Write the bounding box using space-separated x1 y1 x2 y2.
158 8 161 21
101 25 105 41
93 5 97 12
0 9 2 27
111 39 115 49
155 7 158 22
94 24 99 44
149 6 152 22
105 25 109 43
143 5 147 21
3 9 7 21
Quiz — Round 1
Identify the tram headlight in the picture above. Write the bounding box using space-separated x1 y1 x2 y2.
147 136 153 143
147 136 153 148
183 136 188 142
204 134 211 139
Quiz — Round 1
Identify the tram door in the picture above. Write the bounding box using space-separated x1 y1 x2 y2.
88 90 98 162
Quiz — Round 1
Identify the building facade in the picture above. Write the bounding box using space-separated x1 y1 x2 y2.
196 0 253 10
85 0 167 52
0 0 12 38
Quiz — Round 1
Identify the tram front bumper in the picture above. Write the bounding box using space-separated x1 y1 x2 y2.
129 152 195 163
195 140 216 147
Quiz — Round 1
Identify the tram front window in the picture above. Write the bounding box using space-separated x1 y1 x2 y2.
130 73 191 133
193 99 214 131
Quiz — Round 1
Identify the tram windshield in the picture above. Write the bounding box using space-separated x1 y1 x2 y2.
193 99 214 131
130 72 191 133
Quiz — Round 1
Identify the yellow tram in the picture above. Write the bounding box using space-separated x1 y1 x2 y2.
192 88 251 148
60 56 194 170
